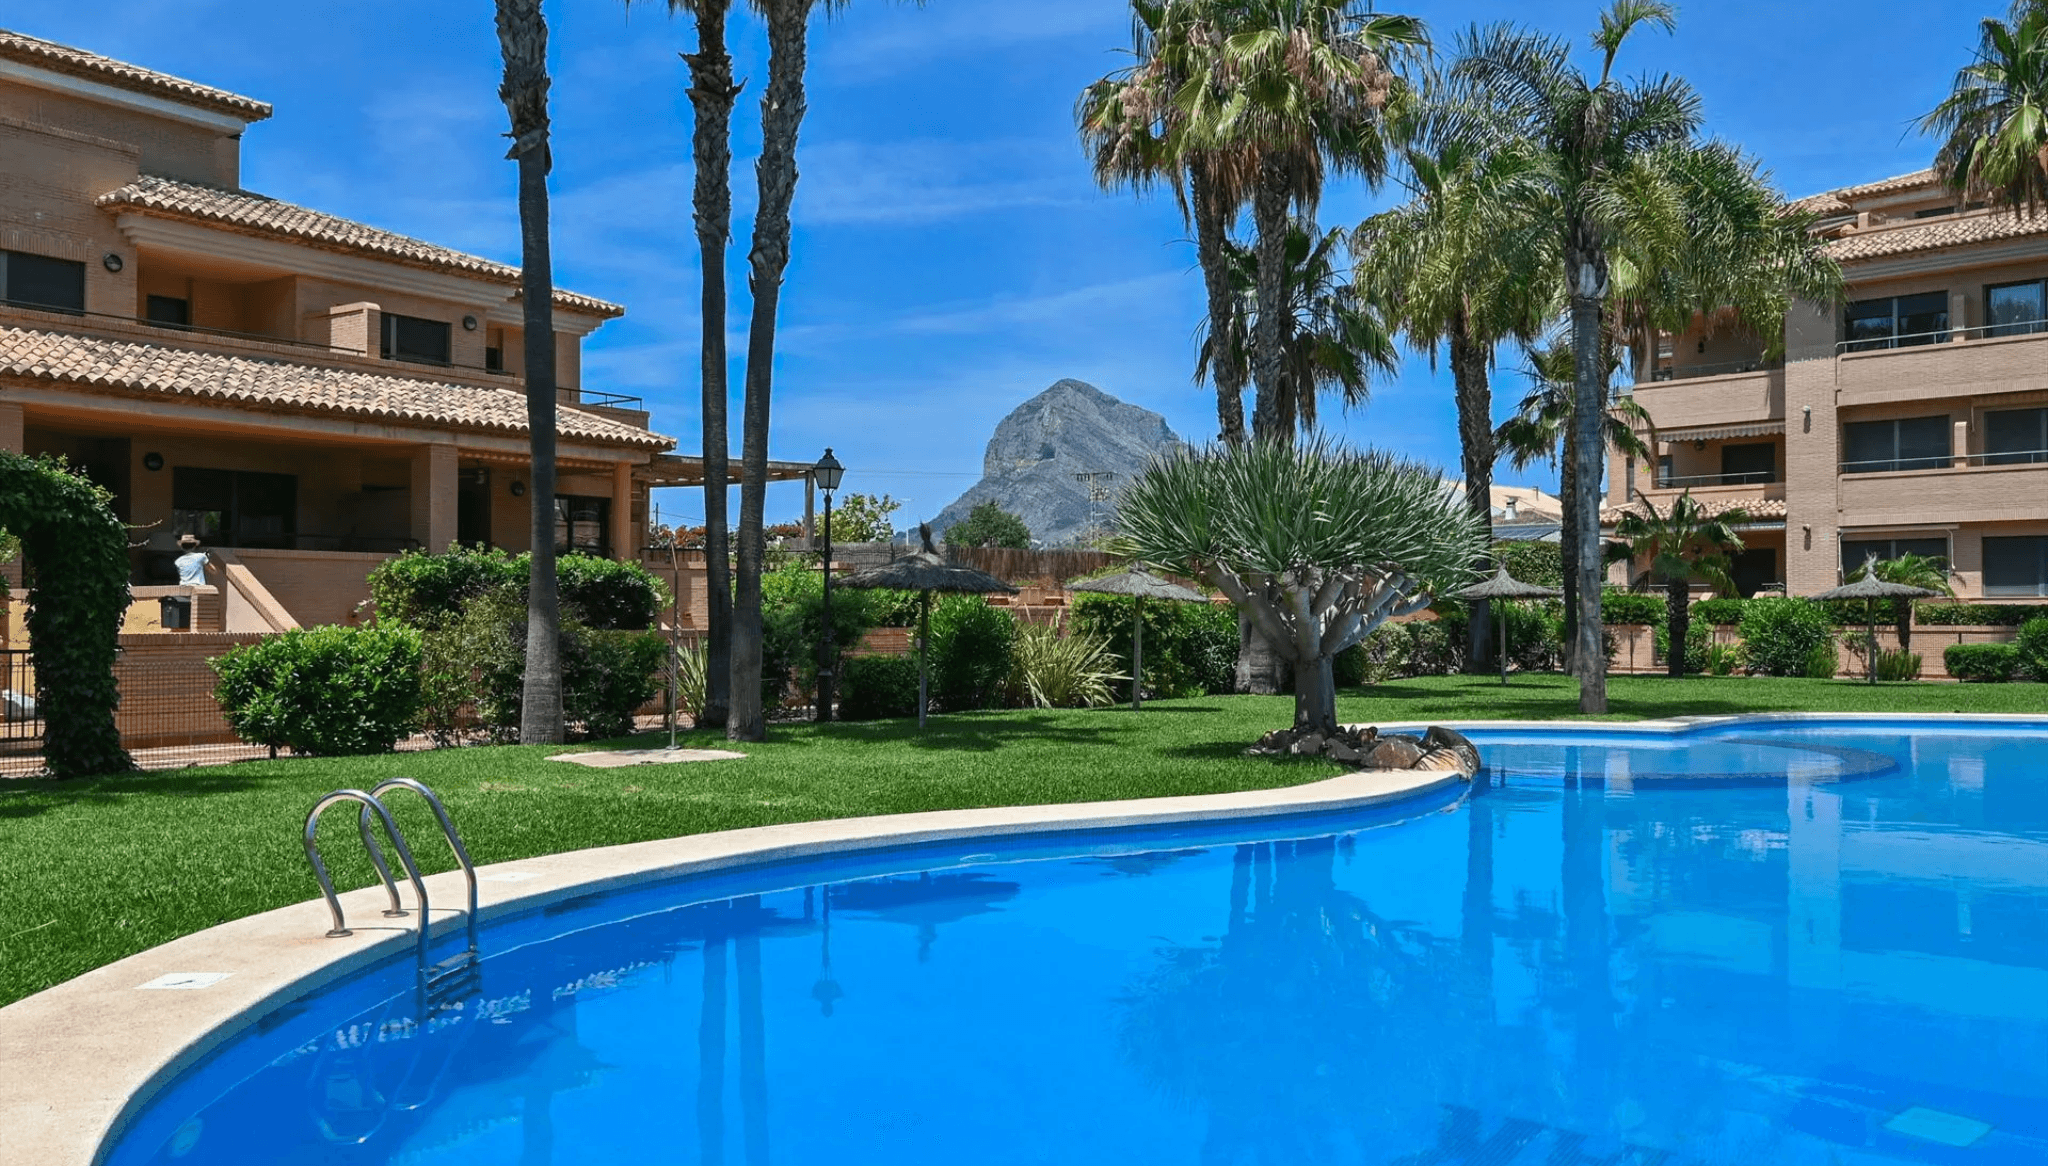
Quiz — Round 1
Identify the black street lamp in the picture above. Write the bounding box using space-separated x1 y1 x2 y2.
812 448 845 722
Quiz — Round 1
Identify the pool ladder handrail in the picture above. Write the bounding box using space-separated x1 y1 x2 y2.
301 779 480 1010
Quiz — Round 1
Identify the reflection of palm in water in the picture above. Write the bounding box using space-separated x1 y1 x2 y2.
830 872 1022 961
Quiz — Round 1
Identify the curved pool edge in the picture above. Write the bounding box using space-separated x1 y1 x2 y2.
0 763 1466 1166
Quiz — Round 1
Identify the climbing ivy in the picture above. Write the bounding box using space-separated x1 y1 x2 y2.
0 453 133 776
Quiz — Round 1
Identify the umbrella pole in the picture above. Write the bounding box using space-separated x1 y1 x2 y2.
1868 614 1877 685
919 591 930 729
1132 597 1144 712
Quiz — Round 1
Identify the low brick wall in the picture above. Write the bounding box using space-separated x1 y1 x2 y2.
114 633 265 748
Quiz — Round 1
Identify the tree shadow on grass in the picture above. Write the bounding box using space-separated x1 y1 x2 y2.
0 771 272 821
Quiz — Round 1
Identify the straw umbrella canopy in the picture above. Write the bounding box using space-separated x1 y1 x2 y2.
1067 567 1207 711
1457 565 1563 686
840 523 1017 727
1809 558 1939 685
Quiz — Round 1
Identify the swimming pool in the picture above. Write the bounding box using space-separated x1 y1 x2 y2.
104 720 2048 1165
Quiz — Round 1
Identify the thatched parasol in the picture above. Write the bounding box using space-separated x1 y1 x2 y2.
840 523 1017 727
1810 557 1939 685
1067 567 1207 711
1457 565 1563 686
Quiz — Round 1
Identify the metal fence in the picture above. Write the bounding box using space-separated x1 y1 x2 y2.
1 649 39 744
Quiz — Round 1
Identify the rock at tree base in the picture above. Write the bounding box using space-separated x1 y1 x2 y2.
1247 723 1479 781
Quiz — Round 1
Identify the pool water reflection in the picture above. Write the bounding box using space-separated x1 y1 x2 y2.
107 722 2048 1165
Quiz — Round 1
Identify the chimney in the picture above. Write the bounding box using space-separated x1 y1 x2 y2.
1504 496 1519 522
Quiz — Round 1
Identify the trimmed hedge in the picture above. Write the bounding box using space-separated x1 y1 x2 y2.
212 625 424 756
1944 642 2022 683
1692 597 1748 626
370 546 667 632
1069 594 1238 700
839 654 922 720
1918 602 2048 627
1601 589 1665 627
2018 618 2048 681
1739 598 1836 678
929 595 1017 711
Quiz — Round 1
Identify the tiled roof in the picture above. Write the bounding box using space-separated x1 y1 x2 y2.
0 326 668 449
0 28 271 121
97 175 625 318
1788 190 1850 216
1827 208 2048 263
1601 498 1788 525
1833 168 1938 200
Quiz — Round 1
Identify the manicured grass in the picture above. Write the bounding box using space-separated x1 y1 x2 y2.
2 673 2041 1007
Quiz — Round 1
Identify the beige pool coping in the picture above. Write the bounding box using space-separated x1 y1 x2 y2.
0 761 1465 1166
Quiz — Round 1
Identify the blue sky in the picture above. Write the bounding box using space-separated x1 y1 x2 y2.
11 0 1997 531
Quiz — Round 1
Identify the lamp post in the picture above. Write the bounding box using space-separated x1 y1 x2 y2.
812 448 844 722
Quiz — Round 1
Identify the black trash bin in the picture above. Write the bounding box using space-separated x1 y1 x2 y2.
160 595 192 630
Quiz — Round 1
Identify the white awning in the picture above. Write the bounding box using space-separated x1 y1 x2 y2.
1656 421 1785 443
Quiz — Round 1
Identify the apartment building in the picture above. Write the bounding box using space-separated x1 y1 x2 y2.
0 29 797 634
1607 167 2048 603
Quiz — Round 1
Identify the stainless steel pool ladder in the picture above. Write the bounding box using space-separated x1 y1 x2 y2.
302 779 481 1011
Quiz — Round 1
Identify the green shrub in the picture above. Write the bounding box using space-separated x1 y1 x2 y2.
1357 624 1410 685
566 630 668 739
928 596 1016 710
673 640 709 723
1917 602 2048 627
1601 588 1665 627
2015 618 2048 681
1704 642 1741 676
1499 600 1564 672
1404 619 1459 676
556 554 666 630
1945 642 2021 682
370 547 666 631
839 654 922 720
1803 639 1841 679
212 625 423 756
424 589 665 740
1494 540 1564 588
1873 648 1923 682
1692 597 1748 626
1007 623 1121 708
1180 604 1241 695
1071 594 1236 701
759 558 879 711
1735 598 1835 677
1332 643 1367 687
1654 619 1710 675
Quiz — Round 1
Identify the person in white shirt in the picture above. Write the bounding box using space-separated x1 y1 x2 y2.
175 534 213 586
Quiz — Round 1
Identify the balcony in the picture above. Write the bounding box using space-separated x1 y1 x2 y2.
1629 367 1784 432
1835 322 2048 406
1839 453 2048 528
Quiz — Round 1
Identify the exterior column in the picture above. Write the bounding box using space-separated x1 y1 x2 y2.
1782 298 1840 597
0 402 22 453
803 474 816 546
410 443 458 553
611 461 634 562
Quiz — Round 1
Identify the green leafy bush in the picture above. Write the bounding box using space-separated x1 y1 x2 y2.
1332 643 1367 687
1918 603 2048 627
1873 648 1923 682
1692 597 1748 626
1403 619 1459 676
212 625 423 756
1601 589 1664 627
370 547 666 632
1704 642 1741 676
943 502 1031 549
1071 595 1238 699
1499 600 1564 672
2013 618 2048 680
1180 604 1241 695
1738 598 1836 678
1803 639 1841 679
566 630 669 738
758 558 876 711
1494 540 1564 588
1007 623 1121 708
1654 619 1710 675
839 655 922 720
1356 624 1410 685
1945 642 2021 682
928 596 1017 710
556 554 666 630
423 589 665 741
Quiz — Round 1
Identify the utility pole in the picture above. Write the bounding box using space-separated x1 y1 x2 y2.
1073 471 1116 544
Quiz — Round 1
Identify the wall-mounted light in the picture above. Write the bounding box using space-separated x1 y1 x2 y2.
142 451 164 471
1693 439 1707 450
102 253 123 273
509 480 526 497
462 315 479 331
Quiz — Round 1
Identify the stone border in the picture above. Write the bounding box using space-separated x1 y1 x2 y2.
0 764 1464 1166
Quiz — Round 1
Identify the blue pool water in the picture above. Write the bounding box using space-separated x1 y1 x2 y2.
105 720 2048 1165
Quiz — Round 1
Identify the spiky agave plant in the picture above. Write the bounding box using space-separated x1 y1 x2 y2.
1007 622 1124 710
1118 438 1488 734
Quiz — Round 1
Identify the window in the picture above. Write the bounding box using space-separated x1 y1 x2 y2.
1 249 86 314
1844 291 1948 351
172 467 297 548
1986 279 2047 339
1730 548 1779 598
1657 454 1674 488
1985 407 2048 465
485 345 504 373
1984 535 2048 597
556 495 610 557
379 313 451 364
1841 536 1949 575
1842 415 1951 473
1719 443 1776 484
145 294 190 329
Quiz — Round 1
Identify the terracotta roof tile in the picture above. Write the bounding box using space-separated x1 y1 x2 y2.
0 28 270 121
1601 498 1788 525
1826 208 2048 263
1833 168 1938 200
1789 190 1851 216
97 175 624 318
0 326 668 450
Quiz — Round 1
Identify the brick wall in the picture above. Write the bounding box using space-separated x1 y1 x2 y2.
114 632 264 747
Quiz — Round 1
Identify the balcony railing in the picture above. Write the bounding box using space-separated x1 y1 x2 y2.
1841 449 2048 474
1837 316 2048 354
1647 358 1773 382
576 389 646 410
1654 471 1777 489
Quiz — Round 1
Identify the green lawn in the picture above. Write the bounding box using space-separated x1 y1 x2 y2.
2 673 2041 1007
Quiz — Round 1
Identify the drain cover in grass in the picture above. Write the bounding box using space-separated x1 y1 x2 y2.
549 748 746 768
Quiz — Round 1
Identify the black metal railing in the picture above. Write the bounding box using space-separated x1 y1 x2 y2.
1 650 41 743
1837 316 2048 354
1647 358 1774 382
1654 470 1778 489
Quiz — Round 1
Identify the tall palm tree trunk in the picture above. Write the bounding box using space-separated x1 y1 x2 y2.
1567 232 1609 714
1249 163 1291 444
497 0 564 745
1191 168 1246 447
1665 574 1689 678
1558 410 1580 671
729 0 813 742
685 0 741 730
1449 309 1494 671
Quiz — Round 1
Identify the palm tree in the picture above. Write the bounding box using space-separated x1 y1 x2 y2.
1496 339 1655 667
1181 0 1425 444
1849 552 1955 652
1080 1 1255 445
1196 220 1397 437
1612 491 1746 678
1450 1 1698 712
1920 1 2048 218
496 0 565 744
655 0 744 729
1354 109 1559 669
